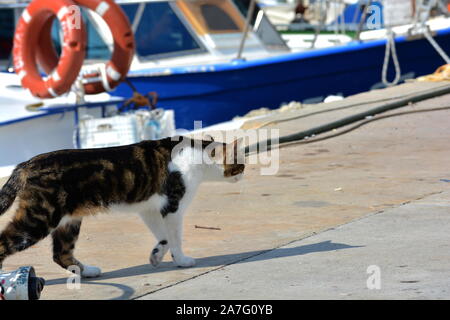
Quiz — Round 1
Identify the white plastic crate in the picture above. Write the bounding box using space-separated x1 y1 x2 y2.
78 109 176 149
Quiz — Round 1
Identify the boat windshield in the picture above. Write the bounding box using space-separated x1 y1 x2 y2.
0 1 207 69
176 0 244 34
121 2 206 60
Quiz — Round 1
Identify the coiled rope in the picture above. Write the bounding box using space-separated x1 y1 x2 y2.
381 29 401 87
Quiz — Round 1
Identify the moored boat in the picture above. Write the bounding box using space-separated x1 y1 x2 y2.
0 0 449 169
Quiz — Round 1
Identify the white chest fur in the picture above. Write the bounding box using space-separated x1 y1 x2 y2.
169 147 204 190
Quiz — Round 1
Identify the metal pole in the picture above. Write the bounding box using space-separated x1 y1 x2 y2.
356 0 373 41
334 0 339 37
311 0 328 49
236 0 257 60
340 0 346 35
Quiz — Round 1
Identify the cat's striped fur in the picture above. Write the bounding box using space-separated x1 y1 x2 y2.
0 136 244 277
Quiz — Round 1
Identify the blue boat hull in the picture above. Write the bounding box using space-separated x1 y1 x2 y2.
113 28 450 130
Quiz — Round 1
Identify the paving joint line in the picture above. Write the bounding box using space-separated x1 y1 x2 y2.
132 188 448 299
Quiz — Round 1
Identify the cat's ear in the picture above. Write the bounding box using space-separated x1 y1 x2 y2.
204 134 215 142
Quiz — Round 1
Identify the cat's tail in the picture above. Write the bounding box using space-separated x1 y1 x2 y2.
0 168 22 215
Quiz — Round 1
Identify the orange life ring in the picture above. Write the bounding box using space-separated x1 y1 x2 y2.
37 0 135 94
13 0 86 99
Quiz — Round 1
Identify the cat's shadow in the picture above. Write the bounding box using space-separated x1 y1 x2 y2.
45 240 363 299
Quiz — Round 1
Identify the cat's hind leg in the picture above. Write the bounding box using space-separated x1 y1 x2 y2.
52 218 101 278
139 211 169 267
0 206 52 269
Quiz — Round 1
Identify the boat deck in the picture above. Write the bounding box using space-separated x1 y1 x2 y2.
1 81 450 299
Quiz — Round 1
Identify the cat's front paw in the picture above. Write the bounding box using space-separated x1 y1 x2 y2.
81 265 102 278
173 255 196 268
150 248 165 267
150 240 169 267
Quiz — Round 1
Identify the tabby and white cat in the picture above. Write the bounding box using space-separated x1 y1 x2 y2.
0 136 244 277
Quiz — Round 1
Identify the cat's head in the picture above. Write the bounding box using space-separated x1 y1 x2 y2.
203 137 245 183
